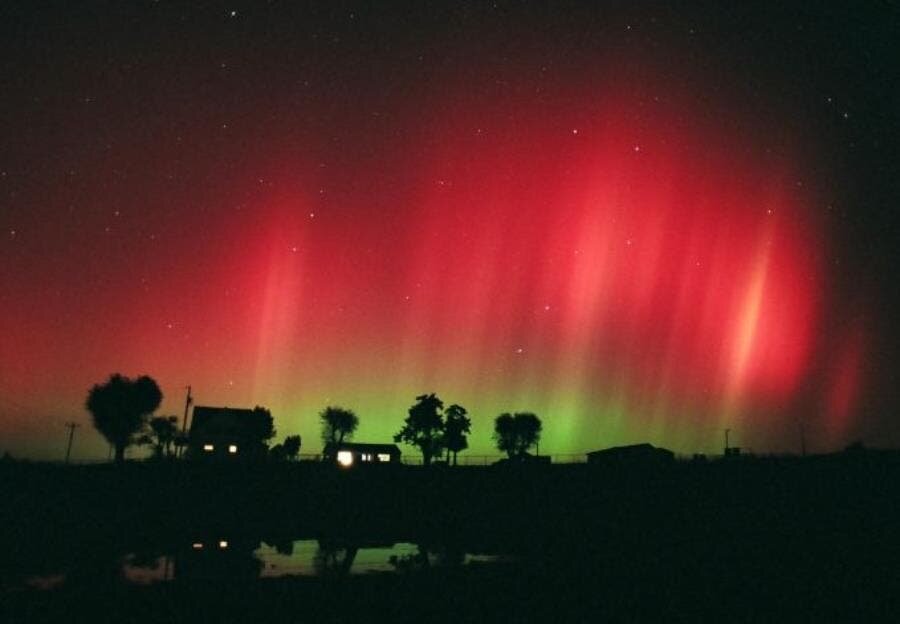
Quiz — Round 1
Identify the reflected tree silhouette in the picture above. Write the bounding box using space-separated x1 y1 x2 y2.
389 544 431 572
313 539 359 578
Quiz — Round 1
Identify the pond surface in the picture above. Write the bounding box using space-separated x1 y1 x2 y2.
21 539 507 590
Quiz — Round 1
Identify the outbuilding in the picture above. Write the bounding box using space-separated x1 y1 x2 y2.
323 442 402 467
586 443 675 466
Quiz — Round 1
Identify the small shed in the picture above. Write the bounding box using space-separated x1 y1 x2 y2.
323 442 401 467
586 443 675 466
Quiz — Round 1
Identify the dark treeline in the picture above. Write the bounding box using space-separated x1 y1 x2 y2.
81 373 545 465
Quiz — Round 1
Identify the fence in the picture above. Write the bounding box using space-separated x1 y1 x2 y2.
398 453 588 466
51 452 593 466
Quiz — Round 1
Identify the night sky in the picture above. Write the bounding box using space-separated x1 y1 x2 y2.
2 2 898 460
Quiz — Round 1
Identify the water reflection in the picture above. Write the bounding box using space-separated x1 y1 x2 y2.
174 537 263 581
21 539 506 589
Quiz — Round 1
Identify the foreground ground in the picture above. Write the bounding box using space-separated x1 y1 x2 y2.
2 453 900 621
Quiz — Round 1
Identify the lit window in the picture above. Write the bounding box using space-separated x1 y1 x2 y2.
337 450 354 467
219 540 228 549
228 444 238 454
192 542 203 550
377 453 391 462
361 453 370 462
203 444 214 452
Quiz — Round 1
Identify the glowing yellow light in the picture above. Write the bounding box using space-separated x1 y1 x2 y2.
203 444 214 452
377 453 391 462
192 542 203 550
228 444 238 453
219 540 228 549
337 450 354 467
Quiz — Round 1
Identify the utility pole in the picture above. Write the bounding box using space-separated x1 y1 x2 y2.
181 385 193 435
724 428 730 455
64 422 79 464
178 385 193 458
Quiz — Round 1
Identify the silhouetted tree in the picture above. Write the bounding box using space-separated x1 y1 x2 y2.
514 412 542 455
494 413 517 458
270 434 302 461
443 404 471 465
173 432 188 457
248 406 276 446
395 393 445 466
283 434 301 460
148 415 179 459
320 406 359 455
493 412 542 459
85 374 163 463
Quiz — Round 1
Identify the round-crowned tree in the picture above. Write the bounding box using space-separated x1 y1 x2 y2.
320 406 359 459
493 412 542 460
86 374 163 463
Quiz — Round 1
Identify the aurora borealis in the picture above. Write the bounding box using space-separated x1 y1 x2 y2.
1 3 897 460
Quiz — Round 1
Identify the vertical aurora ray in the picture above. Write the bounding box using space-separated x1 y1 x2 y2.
374 82 843 457
251 214 307 405
0 64 870 460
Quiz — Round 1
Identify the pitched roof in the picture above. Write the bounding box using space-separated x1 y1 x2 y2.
190 406 256 435
586 443 673 457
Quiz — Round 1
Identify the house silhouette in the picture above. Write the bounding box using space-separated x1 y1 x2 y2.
188 406 268 460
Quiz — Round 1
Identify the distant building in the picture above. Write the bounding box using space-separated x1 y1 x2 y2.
493 453 551 466
188 406 269 460
323 442 401 467
586 443 675 466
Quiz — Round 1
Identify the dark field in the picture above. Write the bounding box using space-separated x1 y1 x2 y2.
2 453 900 622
